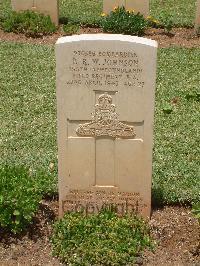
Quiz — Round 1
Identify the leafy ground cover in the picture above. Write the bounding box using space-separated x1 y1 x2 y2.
1 10 56 37
0 0 197 27
0 202 199 265
0 41 199 206
52 210 153 265
101 6 148 36
0 165 42 233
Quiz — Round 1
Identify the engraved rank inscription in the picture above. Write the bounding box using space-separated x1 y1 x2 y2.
76 93 136 138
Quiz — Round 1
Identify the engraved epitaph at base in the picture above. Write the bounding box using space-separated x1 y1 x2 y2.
62 186 148 217
76 93 136 138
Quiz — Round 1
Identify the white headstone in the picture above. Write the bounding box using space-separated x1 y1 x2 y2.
56 34 157 218
195 0 200 30
103 0 149 17
11 0 59 26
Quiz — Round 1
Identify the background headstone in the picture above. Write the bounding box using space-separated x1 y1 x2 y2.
195 0 200 30
103 0 149 17
11 0 33 11
56 34 157 219
11 0 59 26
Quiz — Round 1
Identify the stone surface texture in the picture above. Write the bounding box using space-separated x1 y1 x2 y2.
56 34 157 219
103 0 149 16
195 0 200 29
11 0 59 25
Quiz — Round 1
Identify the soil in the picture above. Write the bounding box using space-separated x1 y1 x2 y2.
143 207 200 266
0 199 199 266
0 27 200 265
0 27 199 48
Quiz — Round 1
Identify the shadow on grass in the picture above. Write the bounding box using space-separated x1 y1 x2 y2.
59 16 68 25
151 186 165 211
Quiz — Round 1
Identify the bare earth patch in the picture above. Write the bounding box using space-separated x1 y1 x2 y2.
143 206 200 266
0 200 199 266
0 199 61 266
0 27 199 48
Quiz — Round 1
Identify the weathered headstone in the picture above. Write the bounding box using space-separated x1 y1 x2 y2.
11 0 33 11
103 0 149 17
56 34 157 218
195 0 200 30
11 0 59 26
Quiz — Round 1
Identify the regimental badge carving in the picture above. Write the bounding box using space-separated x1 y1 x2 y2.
76 93 136 138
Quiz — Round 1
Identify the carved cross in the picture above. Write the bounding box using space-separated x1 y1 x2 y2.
32 0 36 9
70 90 136 187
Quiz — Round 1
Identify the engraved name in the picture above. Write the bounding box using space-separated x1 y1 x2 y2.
66 49 145 88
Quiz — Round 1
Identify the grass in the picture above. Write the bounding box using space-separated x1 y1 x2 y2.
0 0 197 27
59 0 102 26
0 41 199 205
0 42 57 195
0 0 12 18
150 0 196 27
153 48 200 204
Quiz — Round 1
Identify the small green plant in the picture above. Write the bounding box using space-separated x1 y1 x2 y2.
192 202 200 253
100 6 148 36
63 22 79 35
163 19 173 34
0 10 56 37
162 103 173 114
158 11 173 34
185 91 200 102
146 15 161 28
192 202 200 222
52 210 153 265
0 165 42 233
